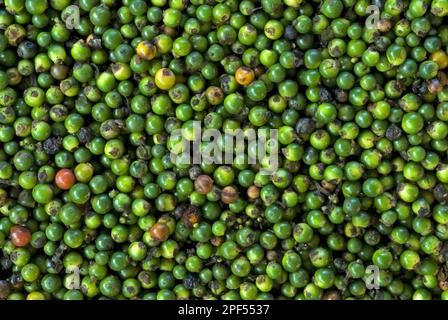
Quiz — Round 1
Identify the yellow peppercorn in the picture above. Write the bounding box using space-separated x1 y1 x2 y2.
136 41 157 60
27 292 46 300
235 67 255 86
155 68 176 90
431 50 448 70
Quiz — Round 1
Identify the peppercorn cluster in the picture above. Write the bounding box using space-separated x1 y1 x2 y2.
0 0 448 301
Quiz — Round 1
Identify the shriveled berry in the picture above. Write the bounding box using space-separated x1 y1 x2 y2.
149 223 170 241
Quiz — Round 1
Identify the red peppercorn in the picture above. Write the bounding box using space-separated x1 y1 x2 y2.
221 186 239 204
55 169 76 190
10 225 31 247
149 223 170 241
194 175 214 195
322 290 342 300
247 186 260 200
